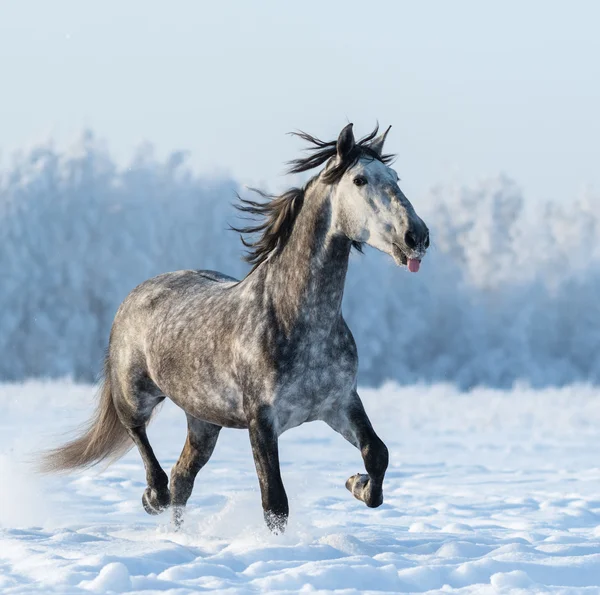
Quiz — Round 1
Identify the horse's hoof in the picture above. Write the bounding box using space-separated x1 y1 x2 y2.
264 510 288 535
142 486 170 515
345 473 383 508
345 473 369 498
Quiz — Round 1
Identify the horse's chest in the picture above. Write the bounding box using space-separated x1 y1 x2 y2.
272 343 355 432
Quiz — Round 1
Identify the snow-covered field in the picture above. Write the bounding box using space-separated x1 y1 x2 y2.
1 381 600 594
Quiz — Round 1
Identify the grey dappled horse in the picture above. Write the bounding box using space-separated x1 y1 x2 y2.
41 124 430 533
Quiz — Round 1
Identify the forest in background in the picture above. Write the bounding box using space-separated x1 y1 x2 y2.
2 132 599 388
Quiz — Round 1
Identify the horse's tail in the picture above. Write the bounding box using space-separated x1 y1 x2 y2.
39 357 132 473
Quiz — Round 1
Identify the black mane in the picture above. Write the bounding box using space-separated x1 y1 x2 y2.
232 125 395 268
287 125 394 183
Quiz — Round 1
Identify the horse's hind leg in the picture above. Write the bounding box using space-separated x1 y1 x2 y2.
170 415 221 528
322 391 389 508
113 372 170 515
128 424 171 515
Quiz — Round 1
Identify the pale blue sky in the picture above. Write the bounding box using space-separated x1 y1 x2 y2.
1 0 598 201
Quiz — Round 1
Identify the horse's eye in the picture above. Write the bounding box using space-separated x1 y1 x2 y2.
353 176 367 187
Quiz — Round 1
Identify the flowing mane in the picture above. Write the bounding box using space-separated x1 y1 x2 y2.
233 125 395 268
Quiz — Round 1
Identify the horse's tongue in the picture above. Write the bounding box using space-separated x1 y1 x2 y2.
407 258 420 273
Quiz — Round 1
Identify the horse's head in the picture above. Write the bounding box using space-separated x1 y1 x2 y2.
328 124 429 272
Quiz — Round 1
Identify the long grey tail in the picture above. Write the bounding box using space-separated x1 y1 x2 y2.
39 358 132 473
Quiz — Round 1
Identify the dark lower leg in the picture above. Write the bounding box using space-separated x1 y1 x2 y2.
248 412 288 533
346 433 389 507
127 425 170 514
170 417 220 527
324 394 389 508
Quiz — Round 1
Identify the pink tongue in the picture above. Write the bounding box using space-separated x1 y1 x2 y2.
407 258 420 273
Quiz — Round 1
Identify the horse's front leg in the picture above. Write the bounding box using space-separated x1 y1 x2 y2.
247 406 289 533
323 391 389 508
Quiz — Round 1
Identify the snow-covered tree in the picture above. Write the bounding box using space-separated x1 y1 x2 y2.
1 135 599 388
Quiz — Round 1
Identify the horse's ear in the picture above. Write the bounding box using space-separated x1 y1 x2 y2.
336 123 355 160
370 125 391 156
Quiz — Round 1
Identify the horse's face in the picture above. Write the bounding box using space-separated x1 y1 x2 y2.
331 125 429 272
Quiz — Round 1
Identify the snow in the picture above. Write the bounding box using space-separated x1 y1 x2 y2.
1 380 600 593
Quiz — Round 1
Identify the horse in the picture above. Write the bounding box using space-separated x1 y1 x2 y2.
41 123 430 533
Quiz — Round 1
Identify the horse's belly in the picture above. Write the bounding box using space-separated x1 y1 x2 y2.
166 386 248 429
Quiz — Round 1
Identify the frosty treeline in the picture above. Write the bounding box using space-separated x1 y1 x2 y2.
2 133 599 388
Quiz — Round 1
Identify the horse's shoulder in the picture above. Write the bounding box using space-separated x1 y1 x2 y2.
333 316 358 360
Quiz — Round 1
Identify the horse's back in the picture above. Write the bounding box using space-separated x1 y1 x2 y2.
135 269 238 294
110 268 239 358
123 269 237 309
193 269 239 284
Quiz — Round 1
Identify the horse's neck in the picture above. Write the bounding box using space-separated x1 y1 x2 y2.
263 183 351 334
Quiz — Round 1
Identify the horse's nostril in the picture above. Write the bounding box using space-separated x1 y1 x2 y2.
424 231 430 249
404 231 417 250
